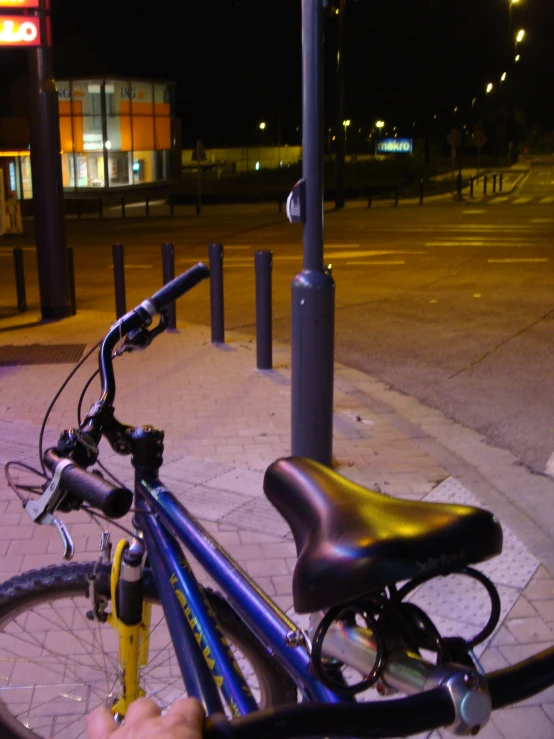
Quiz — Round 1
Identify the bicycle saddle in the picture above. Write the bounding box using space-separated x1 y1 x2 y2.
264 457 503 613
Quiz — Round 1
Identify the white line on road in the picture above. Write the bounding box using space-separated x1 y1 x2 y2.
489 197 510 204
426 241 538 247
346 260 406 266
513 198 532 204
462 210 486 214
539 198 554 204
530 218 554 223
487 258 548 263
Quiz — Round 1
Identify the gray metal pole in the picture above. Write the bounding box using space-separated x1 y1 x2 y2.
13 248 27 314
254 250 272 370
209 243 224 344
161 242 177 329
335 0 346 209
28 0 71 320
291 0 335 467
112 243 126 319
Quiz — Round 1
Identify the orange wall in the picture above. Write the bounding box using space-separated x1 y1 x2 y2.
59 101 83 152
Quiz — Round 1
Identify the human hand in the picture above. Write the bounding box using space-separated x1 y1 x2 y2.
86 697 205 739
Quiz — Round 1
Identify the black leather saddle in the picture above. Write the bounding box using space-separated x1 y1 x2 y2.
264 457 503 613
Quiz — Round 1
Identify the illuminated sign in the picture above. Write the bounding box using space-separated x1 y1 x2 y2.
0 1 39 6
376 138 413 154
0 16 40 45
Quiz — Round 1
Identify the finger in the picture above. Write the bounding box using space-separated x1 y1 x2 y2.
85 706 119 738
124 697 162 726
164 698 205 731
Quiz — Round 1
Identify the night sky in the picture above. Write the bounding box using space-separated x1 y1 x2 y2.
0 0 551 147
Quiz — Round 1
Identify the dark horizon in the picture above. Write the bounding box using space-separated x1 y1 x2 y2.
0 0 550 147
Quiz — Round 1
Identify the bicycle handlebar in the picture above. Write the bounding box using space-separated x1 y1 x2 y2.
44 450 133 518
148 262 210 313
203 645 554 739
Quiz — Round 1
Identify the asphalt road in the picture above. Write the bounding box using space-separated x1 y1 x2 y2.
2 159 554 477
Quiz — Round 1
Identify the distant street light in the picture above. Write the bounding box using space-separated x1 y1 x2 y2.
516 28 525 43
515 53 521 61
375 120 385 129
486 82 494 94
343 119 351 127
259 121 266 130
501 72 507 82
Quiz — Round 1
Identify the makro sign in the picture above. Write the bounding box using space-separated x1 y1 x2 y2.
0 16 40 45
0 1 40 7
376 138 413 154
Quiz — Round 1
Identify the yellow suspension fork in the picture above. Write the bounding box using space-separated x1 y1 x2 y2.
107 538 152 717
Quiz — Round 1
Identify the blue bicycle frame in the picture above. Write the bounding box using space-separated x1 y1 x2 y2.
134 472 345 716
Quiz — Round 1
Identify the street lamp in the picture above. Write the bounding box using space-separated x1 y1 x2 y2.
343 119 351 152
501 72 507 82
515 28 525 43
259 121 266 130
486 83 494 94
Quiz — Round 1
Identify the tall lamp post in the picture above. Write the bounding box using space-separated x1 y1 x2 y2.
28 0 71 319
335 0 346 208
290 0 335 466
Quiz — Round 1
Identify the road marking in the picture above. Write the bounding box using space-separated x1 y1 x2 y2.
346 260 405 266
513 197 532 204
539 198 554 204
325 244 360 249
530 218 554 223
462 210 486 214
487 258 548 263
489 197 510 204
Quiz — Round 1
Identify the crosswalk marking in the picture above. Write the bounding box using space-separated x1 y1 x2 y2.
513 197 532 204
489 197 509 204
539 197 554 204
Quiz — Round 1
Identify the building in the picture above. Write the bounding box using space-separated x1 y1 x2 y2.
0 76 178 201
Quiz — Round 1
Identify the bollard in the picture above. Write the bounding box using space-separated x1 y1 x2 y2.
456 173 463 199
493 174 497 193
470 177 474 199
12 248 26 314
367 190 372 208
145 193 150 218
499 172 504 192
419 179 424 206
209 243 224 344
67 246 77 316
254 250 272 370
161 242 177 329
112 243 126 319
394 186 399 207
484 175 488 196
121 195 126 218
98 198 103 219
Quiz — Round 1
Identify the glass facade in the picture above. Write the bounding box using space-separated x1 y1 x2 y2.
56 78 175 191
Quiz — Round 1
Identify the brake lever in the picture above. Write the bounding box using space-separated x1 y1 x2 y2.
25 458 75 560
115 312 169 356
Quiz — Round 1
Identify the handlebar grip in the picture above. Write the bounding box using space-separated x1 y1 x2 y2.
44 450 133 519
149 263 210 312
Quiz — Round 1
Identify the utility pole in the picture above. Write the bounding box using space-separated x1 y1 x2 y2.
290 0 335 467
28 0 71 319
335 0 346 208
423 0 433 165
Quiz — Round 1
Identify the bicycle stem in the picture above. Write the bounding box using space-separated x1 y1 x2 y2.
310 613 491 736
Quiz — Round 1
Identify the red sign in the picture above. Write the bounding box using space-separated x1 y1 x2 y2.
0 16 40 45
0 0 39 7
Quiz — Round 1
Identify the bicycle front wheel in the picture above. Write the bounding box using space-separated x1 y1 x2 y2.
0 562 297 739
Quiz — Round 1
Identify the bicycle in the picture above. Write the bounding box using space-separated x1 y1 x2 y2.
0 263 553 739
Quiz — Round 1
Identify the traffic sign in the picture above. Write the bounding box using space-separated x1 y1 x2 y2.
0 16 40 45
472 131 488 150
447 128 461 149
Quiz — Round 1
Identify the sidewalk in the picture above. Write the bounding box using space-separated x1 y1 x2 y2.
0 309 553 738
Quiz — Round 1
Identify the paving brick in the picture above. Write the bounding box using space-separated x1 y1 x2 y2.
492 706 554 739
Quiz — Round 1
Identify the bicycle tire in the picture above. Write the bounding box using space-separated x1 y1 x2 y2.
0 562 298 739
